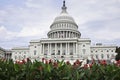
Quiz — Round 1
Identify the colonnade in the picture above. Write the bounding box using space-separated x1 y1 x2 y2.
41 43 78 56
4 53 12 60
48 31 80 38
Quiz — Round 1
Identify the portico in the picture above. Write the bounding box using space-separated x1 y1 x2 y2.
41 40 78 56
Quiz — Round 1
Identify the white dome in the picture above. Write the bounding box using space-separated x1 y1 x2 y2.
47 0 81 39
53 12 75 23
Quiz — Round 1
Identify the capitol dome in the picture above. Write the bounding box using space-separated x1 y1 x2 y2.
53 11 75 24
48 0 81 38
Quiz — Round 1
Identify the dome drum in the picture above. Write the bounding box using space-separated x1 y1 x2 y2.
47 30 81 38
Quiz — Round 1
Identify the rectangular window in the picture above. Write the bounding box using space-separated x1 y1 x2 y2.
52 50 55 55
15 56 17 59
24 55 26 58
83 49 86 54
63 50 66 55
107 54 109 58
34 50 36 55
96 55 98 59
101 54 104 59
57 50 60 55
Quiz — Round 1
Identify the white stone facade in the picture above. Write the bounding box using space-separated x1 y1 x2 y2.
12 47 29 61
11 1 117 62
90 43 116 61
0 47 12 60
29 38 91 61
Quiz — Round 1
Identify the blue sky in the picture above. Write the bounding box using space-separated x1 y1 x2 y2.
0 0 120 49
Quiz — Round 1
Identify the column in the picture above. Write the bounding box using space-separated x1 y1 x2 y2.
68 43 70 55
50 43 51 55
66 31 67 38
55 32 56 38
76 43 78 54
56 32 57 38
63 31 65 38
52 33 54 38
68 31 70 38
57 32 58 38
60 43 62 55
67 31 69 38
53 32 55 38
73 32 75 37
66 43 67 55
72 32 74 38
51 33 53 38
55 43 57 55
40 44 42 55
73 43 75 54
43 43 44 54
48 43 49 54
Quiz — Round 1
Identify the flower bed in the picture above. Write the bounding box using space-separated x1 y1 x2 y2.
0 58 120 80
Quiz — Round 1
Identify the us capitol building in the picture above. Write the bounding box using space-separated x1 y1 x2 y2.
12 1 117 62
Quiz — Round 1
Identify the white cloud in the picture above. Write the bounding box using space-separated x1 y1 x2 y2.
0 26 17 40
0 10 8 23
0 0 120 49
18 25 49 38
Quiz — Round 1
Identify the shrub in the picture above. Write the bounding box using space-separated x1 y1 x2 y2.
0 58 120 80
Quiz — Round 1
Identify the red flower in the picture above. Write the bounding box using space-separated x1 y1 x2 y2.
42 58 45 62
45 60 49 64
75 59 81 65
49 59 53 64
115 60 120 67
27 58 30 62
84 64 88 69
22 59 26 64
100 60 107 66
117 60 120 64
89 64 93 68
73 62 77 66
72 62 79 69
17 61 24 65
53 62 58 68
66 61 71 65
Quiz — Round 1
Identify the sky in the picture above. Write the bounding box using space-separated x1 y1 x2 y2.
0 0 120 49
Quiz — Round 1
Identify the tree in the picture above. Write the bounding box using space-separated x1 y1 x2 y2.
115 47 120 61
